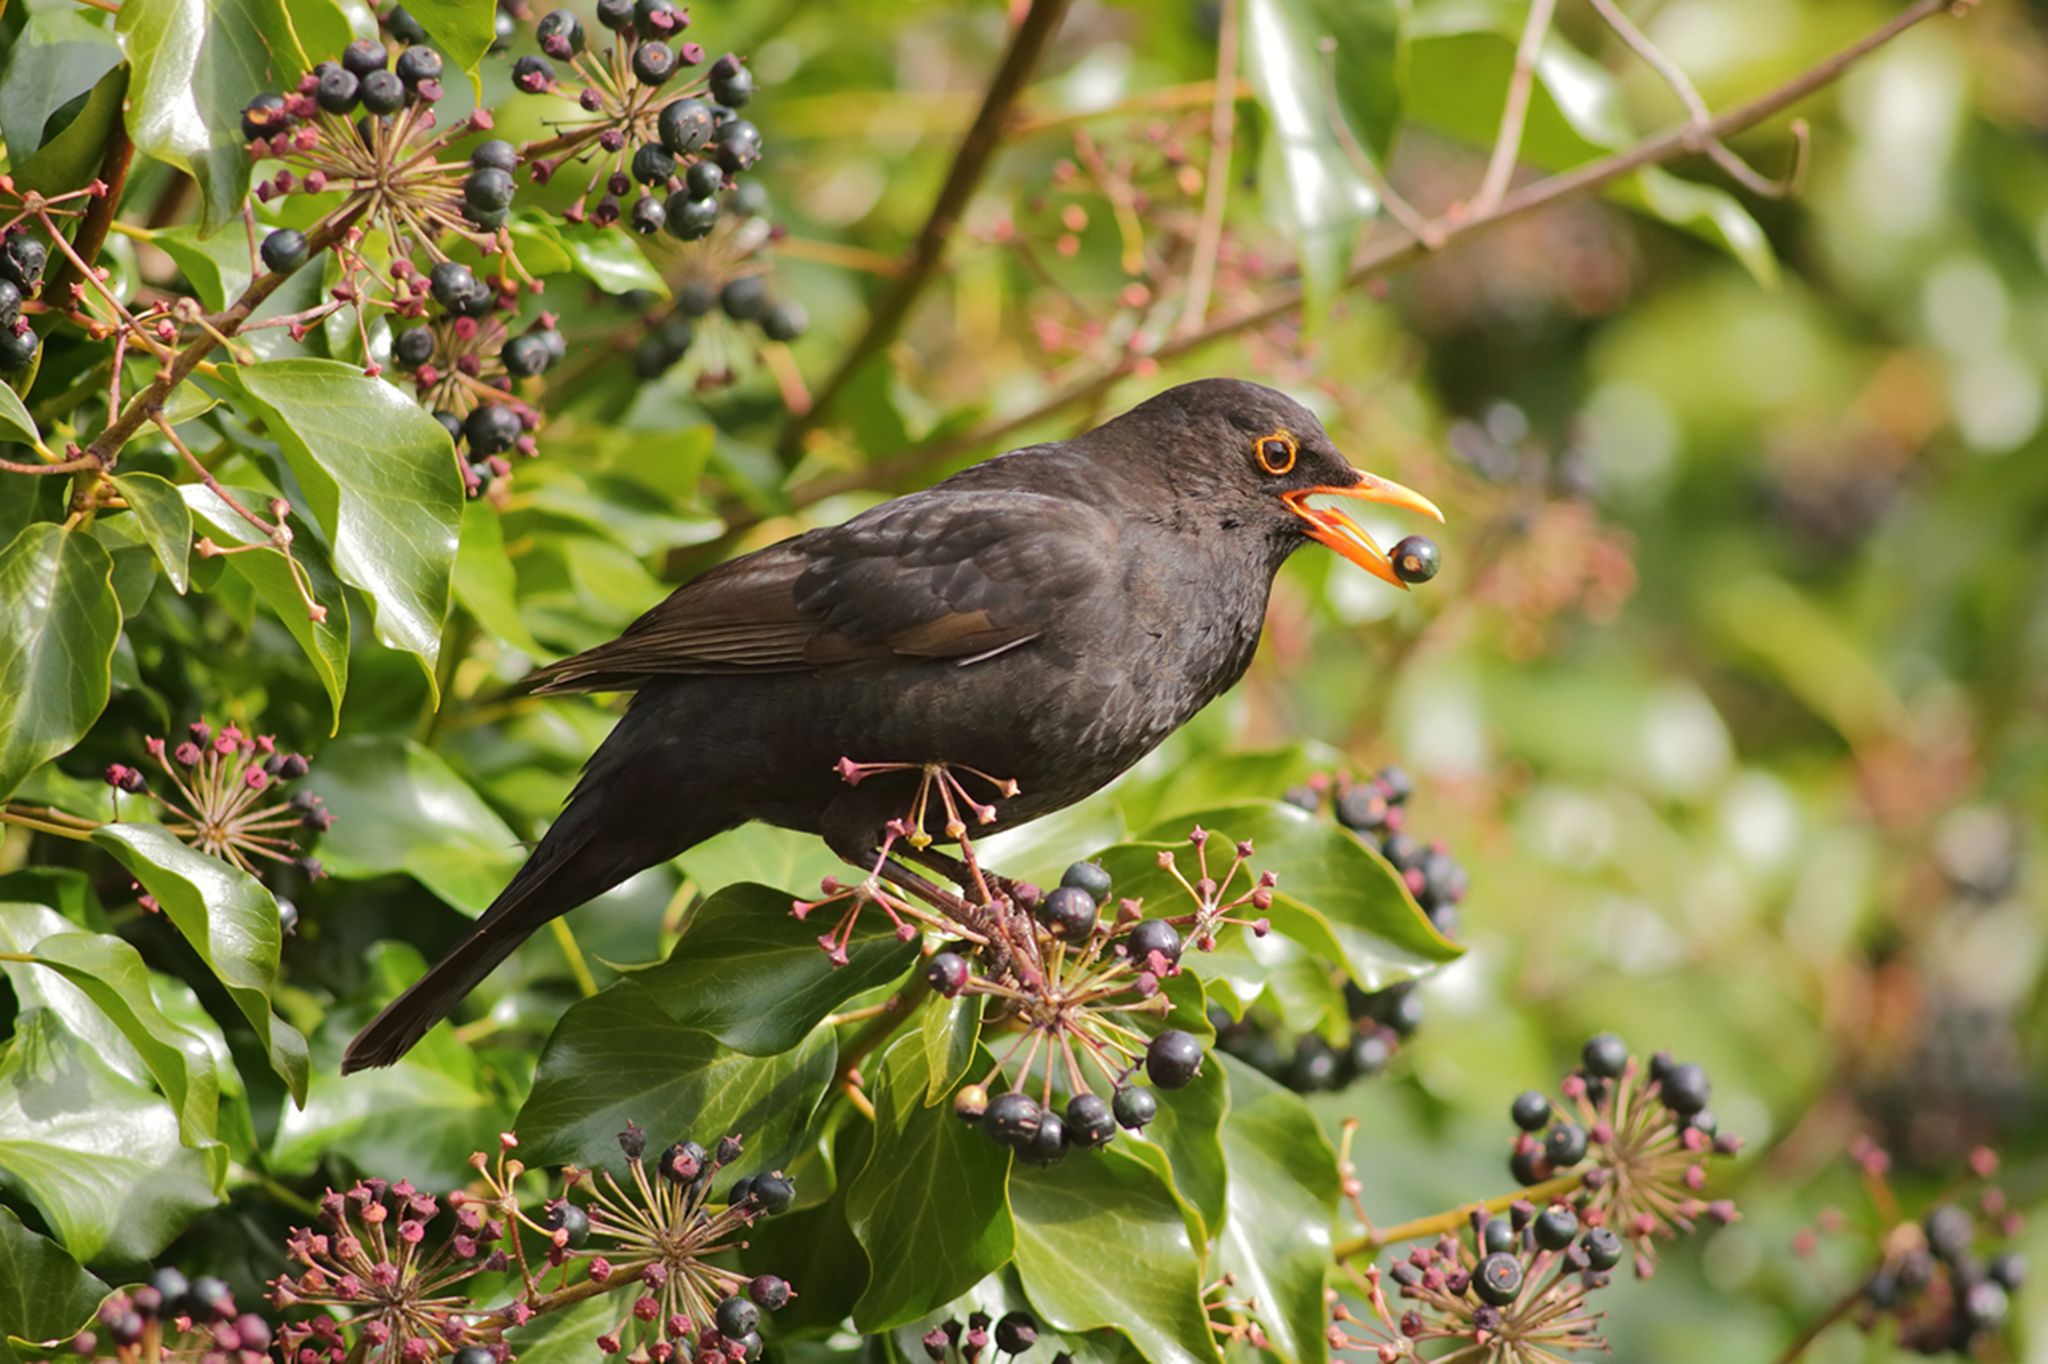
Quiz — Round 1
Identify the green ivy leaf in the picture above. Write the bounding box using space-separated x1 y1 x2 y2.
454 497 546 656
271 943 512 1187
302 736 524 917
920 991 980 1104
1243 0 1383 323
10 63 127 199
183 483 351 729
109 473 192 592
0 903 225 1183
1127 975 1228 1236
516 979 836 1169
155 223 254 312
226 359 464 695
1092 801 1460 993
0 1205 109 1363
0 382 42 451
549 224 670 296
1012 1144 1221 1364
632 882 918 1056
384 0 500 77
90 823 309 1104
680 823 846 902
0 523 121 801
1215 1057 1339 1364
0 1012 220 1264
0 11 123 157
846 1036 1014 1331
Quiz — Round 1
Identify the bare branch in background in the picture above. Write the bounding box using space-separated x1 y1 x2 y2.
1469 0 1559 215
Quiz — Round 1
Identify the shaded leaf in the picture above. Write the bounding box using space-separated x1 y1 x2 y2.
90 823 309 1103
0 11 123 156
384 0 500 77
636 882 918 1055
302 736 524 916
454 496 545 656
0 1204 109 1362
226 359 464 693
516 979 835 1169
0 523 121 801
0 1012 220 1264
155 223 254 312
10 63 127 199
1216 1057 1339 1364
847 1036 1014 1330
110 473 192 592
0 383 40 449
920 990 980 1104
1012 1144 1221 1364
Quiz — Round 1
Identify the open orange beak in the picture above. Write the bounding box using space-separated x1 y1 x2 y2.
1281 471 1445 589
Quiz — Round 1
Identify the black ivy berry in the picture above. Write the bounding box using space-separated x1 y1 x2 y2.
1923 1205 1974 1263
316 66 360 112
1581 1033 1628 1080
260 228 309 273
0 325 39 373
1511 1090 1552 1132
1146 1029 1203 1090
186 1276 233 1318
391 328 435 370
1124 918 1182 970
1988 1252 2027 1291
428 261 477 310
1020 1112 1067 1166
1058 859 1113 901
432 409 464 443
342 38 389 76
1534 1205 1578 1251
468 140 518 176
1473 1252 1523 1307
500 333 549 378
749 1274 791 1310
1543 1122 1589 1167
634 0 681 37
925 951 969 997
395 45 443 86
1581 1226 1623 1271
713 118 763 173
659 97 715 155
631 143 677 188
710 53 753 107
665 193 719 241
1482 1217 1517 1253
750 1171 795 1214
360 69 406 114
536 7 584 56
1 236 48 291
241 92 290 141
1111 1084 1157 1130
1658 1062 1710 1116
1037 884 1096 942
387 5 429 43
465 166 515 215
464 403 521 455
761 300 807 343
1286 1035 1340 1092
659 1139 707 1183
1335 784 1389 833
685 158 725 198
0 280 19 329
1388 534 1440 584
512 54 555 93
544 1198 590 1246
715 1296 758 1339
721 274 769 321
633 40 677 85
995 1312 1038 1354
1064 1092 1116 1148
984 1092 1041 1150
1346 1029 1392 1079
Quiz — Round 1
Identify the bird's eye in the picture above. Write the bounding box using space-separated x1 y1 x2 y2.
1255 431 1297 476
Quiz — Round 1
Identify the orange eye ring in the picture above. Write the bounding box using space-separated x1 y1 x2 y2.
1255 430 1298 476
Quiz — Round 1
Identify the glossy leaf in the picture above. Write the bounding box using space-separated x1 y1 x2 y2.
1243 0 1383 321
155 222 254 313
680 822 846 902
516 979 835 1169
1216 1057 1340 1364
227 360 464 693
0 1205 109 1361
183 483 351 728
0 1012 220 1264
920 990 980 1104
10 63 127 199
385 0 501 76
0 383 40 450
91 823 309 1103
1126 975 1228 1235
634 882 918 1055
110 473 192 592
0 11 122 157
0 903 224 1179
0 524 121 801
846 1036 1014 1330
302 736 524 916
1012 1143 1221 1364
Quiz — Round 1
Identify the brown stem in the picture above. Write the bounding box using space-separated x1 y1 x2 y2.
776 0 1076 460
1471 0 1558 214
828 974 931 1100
1176 0 1240 339
41 123 134 305
701 0 1963 549
1330 1171 1587 1261
1770 1282 1864 1364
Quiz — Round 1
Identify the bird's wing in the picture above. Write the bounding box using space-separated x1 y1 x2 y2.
527 488 1113 692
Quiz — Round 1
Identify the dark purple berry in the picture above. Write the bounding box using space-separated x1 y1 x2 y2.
0 280 19 329
185 1275 233 1318
1581 1033 1628 1080
260 228 309 273
1345 1028 1392 1079
1286 1034 1339 1092
1111 1085 1157 1129
1019 1112 1067 1166
1388 534 1439 584
994 1312 1037 1354
1145 1029 1203 1090
632 143 677 186
710 54 753 107
535 8 585 57
1482 1216 1517 1253
760 300 807 342
1509 1147 1545 1187
0 324 38 372
748 1274 791 1310
1924 1205 1974 1263
1335 785 1388 832
712 117 762 173
1543 1122 1588 1167
1581 1227 1623 1271
428 260 477 310
714 1297 758 1339
659 1138 706 1183
633 0 681 38
1037 884 1096 942
632 41 676 86
1123 918 1181 970
395 45 442 86
464 403 520 455
543 1198 590 1245
241 92 289 141
925 951 969 997
1657 1062 1710 1116
1473 1253 1522 1307
512 54 555 93
984 1092 1041 1150
677 279 717 315
664 193 719 240
1064 1092 1116 1148
465 166 516 213
450 1349 491 1364
359 68 405 113
658 97 715 154
684 158 724 198
1059 859 1113 900
720 274 768 321
596 0 633 28
432 409 464 443
1534 1206 1578 1250
1509 1091 1552 1132
387 5 429 44
502 333 550 377
749 1171 794 1214
316 66 360 112
342 38 389 76
1988 1252 2026 1291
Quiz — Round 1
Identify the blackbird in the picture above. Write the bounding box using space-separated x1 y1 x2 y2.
343 378 1439 1072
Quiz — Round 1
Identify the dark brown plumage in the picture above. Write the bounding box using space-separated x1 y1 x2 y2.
343 378 1439 1072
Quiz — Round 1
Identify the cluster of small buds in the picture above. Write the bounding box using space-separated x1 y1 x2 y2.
1332 1200 1625 1363
1795 1141 2025 1357
105 719 328 883
33 1269 271 1364
916 1310 1058 1362
390 289 563 494
1505 1036 1741 1278
1213 974 1421 1096
0 227 47 375
513 2 761 234
979 116 1294 379
1152 824 1276 951
1288 764 1468 938
630 187 806 388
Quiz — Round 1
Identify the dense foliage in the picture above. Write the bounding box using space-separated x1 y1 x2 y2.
0 0 2041 1361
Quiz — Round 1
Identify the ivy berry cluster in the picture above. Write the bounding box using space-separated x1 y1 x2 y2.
61 1271 269 1364
0 227 45 372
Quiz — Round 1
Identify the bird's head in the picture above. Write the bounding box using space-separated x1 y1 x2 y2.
1102 378 1444 588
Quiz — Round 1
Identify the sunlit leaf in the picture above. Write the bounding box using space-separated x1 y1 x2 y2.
0 524 121 801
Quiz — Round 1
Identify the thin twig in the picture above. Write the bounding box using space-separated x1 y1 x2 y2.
691 0 1961 551
776 0 1076 460
1330 1171 1587 1261
1176 0 1241 338
1322 40 1442 249
1769 1282 1864 1364
1471 0 1559 214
